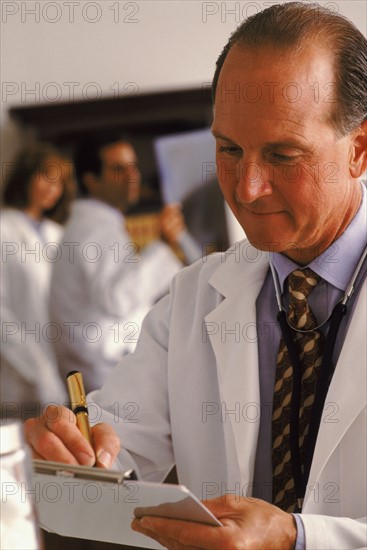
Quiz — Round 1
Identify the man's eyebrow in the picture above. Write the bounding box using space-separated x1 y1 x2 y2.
211 128 310 151
263 139 307 150
211 130 235 142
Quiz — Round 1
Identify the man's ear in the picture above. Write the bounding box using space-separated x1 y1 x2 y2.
349 120 367 178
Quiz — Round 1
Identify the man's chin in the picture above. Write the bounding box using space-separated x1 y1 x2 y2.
245 236 288 254
127 195 140 209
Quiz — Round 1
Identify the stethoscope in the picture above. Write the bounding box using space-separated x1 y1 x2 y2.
269 244 367 512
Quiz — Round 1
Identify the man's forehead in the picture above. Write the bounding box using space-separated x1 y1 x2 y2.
214 42 336 124
218 41 334 87
102 142 136 163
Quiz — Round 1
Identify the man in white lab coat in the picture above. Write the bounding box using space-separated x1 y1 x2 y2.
50 137 182 393
26 3 367 548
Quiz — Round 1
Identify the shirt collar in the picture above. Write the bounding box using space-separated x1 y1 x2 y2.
272 181 367 292
74 198 124 224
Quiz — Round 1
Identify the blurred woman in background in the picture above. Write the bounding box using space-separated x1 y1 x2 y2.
1 144 73 420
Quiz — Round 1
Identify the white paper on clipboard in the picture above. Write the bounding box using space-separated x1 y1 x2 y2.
33 461 222 549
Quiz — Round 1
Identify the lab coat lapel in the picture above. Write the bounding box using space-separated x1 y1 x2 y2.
304 281 367 505
204 245 270 484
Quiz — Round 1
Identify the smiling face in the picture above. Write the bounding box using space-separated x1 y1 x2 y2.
212 44 364 264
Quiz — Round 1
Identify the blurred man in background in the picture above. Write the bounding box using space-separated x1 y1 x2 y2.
50 136 182 393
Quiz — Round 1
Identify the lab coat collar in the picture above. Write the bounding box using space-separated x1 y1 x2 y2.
204 241 270 485
207 241 270 298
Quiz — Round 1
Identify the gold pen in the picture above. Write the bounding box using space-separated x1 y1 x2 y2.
66 370 94 450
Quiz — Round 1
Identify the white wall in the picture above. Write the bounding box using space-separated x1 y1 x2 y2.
1 0 366 165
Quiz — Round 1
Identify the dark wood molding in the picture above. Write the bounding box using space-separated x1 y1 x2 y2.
9 87 213 144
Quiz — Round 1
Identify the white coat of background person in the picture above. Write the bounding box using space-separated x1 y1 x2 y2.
1 145 70 420
50 137 183 394
25 3 367 549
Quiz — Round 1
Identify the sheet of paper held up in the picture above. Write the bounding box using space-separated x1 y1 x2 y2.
154 128 216 204
33 461 221 549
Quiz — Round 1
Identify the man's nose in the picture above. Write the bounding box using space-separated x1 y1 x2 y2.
235 161 273 204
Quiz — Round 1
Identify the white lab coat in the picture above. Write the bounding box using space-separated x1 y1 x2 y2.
0 209 67 417
50 199 182 393
91 240 366 549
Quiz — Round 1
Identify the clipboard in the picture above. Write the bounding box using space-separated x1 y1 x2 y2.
32 460 222 549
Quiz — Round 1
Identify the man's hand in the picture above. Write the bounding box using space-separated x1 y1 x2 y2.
24 405 120 469
131 495 297 550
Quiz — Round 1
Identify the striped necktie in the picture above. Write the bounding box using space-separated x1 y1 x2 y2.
272 268 325 512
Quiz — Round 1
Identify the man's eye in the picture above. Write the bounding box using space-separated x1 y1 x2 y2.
218 146 241 155
272 153 296 162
